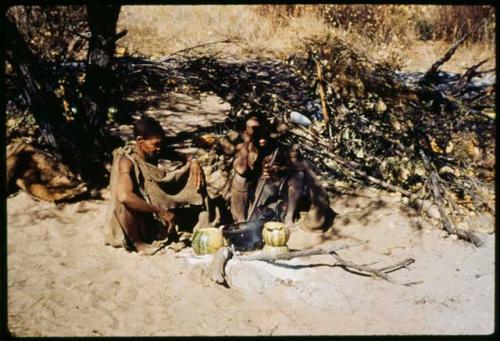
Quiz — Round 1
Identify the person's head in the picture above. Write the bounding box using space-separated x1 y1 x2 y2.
245 113 270 149
133 116 165 160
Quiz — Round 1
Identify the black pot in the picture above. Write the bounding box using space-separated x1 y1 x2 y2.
222 219 265 252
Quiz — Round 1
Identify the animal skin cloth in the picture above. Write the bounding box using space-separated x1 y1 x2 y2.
7 139 87 202
102 144 216 250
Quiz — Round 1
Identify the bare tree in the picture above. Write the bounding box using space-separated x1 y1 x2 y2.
84 5 126 128
5 16 77 161
5 5 125 186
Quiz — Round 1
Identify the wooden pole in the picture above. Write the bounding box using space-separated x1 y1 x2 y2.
315 59 330 123
246 148 279 220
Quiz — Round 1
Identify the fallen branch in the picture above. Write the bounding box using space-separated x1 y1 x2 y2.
422 19 487 83
208 243 362 286
420 150 482 246
113 29 128 43
421 34 468 83
208 242 419 287
464 175 495 212
454 59 488 93
476 68 496 75
159 39 235 61
376 258 415 273
329 253 419 286
241 241 366 262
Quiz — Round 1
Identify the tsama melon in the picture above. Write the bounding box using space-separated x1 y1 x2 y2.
262 222 290 247
263 244 289 255
191 228 225 255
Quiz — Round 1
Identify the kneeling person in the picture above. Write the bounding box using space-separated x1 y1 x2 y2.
103 117 209 254
230 115 334 231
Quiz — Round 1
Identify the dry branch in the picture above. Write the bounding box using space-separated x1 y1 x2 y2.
291 127 413 197
314 59 330 123
376 258 415 273
329 253 418 286
420 150 482 246
454 59 488 91
422 19 487 83
422 34 468 83
464 175 495 213
241 241 366 262
208 242 418 287
159 39 234 61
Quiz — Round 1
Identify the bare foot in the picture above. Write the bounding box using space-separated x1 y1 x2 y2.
167 241 187 252
284 215 295 230
296 224 324 234
135 242 161 256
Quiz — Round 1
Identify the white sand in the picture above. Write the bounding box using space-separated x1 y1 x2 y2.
7 188 494 336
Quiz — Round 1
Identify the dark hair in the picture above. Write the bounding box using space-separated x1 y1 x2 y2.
245 110 268 125
133 116 165 139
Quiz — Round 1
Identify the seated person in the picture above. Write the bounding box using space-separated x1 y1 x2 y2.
103 116 215 254
230 114 334 231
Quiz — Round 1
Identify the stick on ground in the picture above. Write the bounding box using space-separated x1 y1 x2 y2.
329 252 418 286
240 241 366 262
208 242 419 287
420 150 482 247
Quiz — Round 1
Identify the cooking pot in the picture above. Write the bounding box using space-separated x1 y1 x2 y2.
222 219 265 251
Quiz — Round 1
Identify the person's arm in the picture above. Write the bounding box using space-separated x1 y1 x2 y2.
262 147 296 178
233 142 250 177
116 156 174 224
187 156 203 190
161 154 203 190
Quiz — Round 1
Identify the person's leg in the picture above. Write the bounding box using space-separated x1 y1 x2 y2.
116 204 157 253
284 171 306 226
230 173 250 222
249 179 281 220
302 160 335 231
152 214 174 242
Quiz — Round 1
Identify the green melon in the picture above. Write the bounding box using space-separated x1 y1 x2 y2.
191 228 224 255
262 222 290 247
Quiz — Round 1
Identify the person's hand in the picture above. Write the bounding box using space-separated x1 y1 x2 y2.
242 131 252 143
188 158 203 190
262 163 278 179
157 209 175 231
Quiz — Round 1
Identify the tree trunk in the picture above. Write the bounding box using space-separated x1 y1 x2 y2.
5 12 122 187
5 16 77 163
84 5 123 129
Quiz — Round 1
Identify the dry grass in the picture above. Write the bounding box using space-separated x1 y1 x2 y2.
116 5 329 59
423 5 495 43
399 40 496 73
116 5 495 72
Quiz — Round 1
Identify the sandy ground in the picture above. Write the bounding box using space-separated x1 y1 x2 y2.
7 188 495 336
7 92 495 336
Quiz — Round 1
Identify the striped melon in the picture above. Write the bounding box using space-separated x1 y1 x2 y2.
262 222 290 247
191 228 224 255
263 244 289 256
